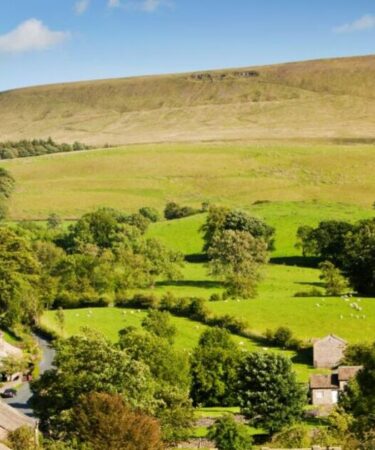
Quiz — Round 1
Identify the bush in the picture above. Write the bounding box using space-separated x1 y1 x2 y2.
209 314 248 335
264 326 303 350
294 287 323 297
164 202 200 220
115 293 159 309
207 415 253 450
209 293 221 302
139 207 160 223
54 291 109 309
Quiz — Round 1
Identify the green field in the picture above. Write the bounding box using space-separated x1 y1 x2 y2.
2 141 375 220
40 198 375 383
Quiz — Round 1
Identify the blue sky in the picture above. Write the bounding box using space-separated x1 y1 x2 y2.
1 0 374 91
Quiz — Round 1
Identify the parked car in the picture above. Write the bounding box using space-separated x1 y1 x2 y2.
1 388 17 398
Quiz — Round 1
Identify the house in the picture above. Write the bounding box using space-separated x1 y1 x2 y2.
0 401 36 441
0 332 23 382
313 334 347 369
310 366 362 406
338 366 362 390
310 373 340 406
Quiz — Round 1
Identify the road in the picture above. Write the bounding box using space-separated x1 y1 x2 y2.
3 333 55 417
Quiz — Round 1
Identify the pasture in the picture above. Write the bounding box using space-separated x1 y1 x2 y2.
40 198 375 383
1 141 375 220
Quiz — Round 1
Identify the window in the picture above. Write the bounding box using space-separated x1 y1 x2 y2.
316 391 323 399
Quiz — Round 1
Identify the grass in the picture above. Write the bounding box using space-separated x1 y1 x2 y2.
39 199 375 382
1 141 375 220
0 55 375 146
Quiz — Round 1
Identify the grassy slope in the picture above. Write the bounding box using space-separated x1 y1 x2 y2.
1 55 375 145
2 141 375 219
40 200 375 383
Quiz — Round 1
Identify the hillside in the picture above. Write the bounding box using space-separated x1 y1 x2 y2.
1 55 375 145
1 140 374 220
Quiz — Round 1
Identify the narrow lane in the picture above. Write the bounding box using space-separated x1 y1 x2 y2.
3 333 55 417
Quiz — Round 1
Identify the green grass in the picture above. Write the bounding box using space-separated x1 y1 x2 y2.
40 200 374 382
2 141 375 220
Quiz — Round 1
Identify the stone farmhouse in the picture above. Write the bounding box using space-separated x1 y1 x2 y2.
313 334 347 369
0 401 36 441
310 366 362 406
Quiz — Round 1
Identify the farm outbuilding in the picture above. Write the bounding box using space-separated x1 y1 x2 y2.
313 334 347 369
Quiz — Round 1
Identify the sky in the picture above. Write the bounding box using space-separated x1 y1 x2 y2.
1 0 374 91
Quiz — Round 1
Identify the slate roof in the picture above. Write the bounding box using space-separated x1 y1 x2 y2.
338 366 362 381
309 373 339 389
0 401 36 433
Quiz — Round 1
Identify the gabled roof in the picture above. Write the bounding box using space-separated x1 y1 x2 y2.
314 334 347 346
0 401 36 432
0 333 23 359
338 366 363 381
310 373 339 389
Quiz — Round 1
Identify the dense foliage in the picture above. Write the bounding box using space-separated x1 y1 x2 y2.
296 218 375 295
190 328 240 406
31 331 156 434
207 415 253 450
0 167 15 220
237 352 305 433
164 201 202 220
70 392 163 450
0 207 183 325
0 138 90 160
202 206 273 298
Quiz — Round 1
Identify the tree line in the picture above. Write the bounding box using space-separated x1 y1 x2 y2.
0 138 90 160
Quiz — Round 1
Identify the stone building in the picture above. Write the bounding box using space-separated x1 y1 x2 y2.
313 335 347 369
310 366 362 406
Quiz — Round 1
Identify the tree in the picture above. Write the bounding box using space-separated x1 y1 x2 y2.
202 206 275 252
139 207 160 223
207 415 253 450
164 202 198 220
342 219 375 295
30 331 156 434
223 210 275 250
208 229 268 298
271 424 311 448
6 426 37 450
118 327 193 442
0 167 15 199
70 392 163 450
1 354 29 378
190 328 240 406
47 213 62 229
55 308 65 335
341 342 375 435
297 221 353 266
319 261 350 296
141 310 177 343
236 352 305 433
0 227 42 326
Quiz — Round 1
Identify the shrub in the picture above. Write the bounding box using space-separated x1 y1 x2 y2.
264 326 303 350
209 293 221 302
164 202 200 220
139 207 160 223
207 415 253 450
294 287 323 297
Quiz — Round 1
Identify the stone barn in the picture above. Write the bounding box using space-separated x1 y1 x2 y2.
313 334 347 369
